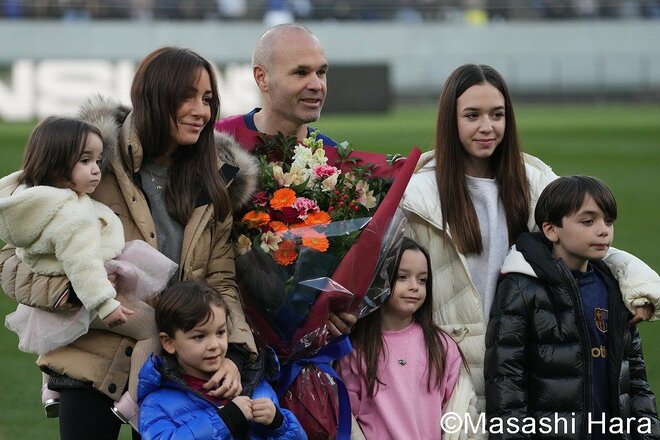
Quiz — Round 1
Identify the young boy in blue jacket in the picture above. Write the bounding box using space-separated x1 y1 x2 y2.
485 176 659 439
138 280 306 440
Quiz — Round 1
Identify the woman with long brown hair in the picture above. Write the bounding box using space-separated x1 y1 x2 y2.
400 63 659 422
0 46 259 439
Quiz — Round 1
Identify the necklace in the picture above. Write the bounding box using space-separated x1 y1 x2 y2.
144 166 165 191
388 323 414 367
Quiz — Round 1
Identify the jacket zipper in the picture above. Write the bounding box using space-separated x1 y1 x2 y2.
556 260 593 439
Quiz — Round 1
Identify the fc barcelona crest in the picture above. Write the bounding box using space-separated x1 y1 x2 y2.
595 307 608 333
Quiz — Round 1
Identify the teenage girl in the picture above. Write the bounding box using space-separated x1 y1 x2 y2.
336 237 466 439
399 63 659 415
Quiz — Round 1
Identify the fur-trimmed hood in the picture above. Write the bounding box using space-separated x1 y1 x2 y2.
77 96 258 212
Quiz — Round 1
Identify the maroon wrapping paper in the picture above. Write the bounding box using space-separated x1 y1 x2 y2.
290 146 422 347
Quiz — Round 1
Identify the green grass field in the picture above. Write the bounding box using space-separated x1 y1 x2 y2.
1 103 659 438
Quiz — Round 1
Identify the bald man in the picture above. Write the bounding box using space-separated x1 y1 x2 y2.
216 23 337 151
216 24 354 336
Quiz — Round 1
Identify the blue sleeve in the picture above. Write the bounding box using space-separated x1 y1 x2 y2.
139 392 234 440
250 381 308 440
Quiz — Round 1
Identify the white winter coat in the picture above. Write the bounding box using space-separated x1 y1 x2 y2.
400 150 660 418
0 171 124 318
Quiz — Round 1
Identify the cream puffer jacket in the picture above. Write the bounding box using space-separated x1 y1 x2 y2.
399 150 660 418
0 173 125 319
0 97 260 401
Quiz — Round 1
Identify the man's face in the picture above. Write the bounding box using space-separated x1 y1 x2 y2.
262 31 328 132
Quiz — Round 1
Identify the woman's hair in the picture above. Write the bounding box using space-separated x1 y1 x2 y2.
20 116 102 187
535 175 617 229
156 280 229 337
349 237 452 398
131 46 230 223
435 64 530 254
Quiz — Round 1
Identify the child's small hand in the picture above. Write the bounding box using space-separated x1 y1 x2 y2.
251 398 276 425
102 305 134 328
629 303 655 326
232 395 253 421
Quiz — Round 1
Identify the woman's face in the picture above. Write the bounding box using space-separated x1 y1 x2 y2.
168 68 213 151
456 82 506 177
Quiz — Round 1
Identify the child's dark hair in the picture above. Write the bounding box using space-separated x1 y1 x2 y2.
535 176 617 229
156 280 229 337
350 237 457 397
20 116 103 187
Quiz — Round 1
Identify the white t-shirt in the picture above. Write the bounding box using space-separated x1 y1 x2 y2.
465 175 509 320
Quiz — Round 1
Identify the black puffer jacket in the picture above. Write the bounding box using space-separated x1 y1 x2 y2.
485 232 659 439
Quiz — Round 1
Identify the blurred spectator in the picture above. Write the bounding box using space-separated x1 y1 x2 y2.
3 0 22 17
263 0 294 25
130 0 154 20
216 0 247 19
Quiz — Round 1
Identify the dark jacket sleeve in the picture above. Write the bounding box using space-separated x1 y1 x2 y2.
626 326 660 439
485 274 533 440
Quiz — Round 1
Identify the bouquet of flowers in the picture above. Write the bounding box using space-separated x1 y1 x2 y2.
234 131 420 439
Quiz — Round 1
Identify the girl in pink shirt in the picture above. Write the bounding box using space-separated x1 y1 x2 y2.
337 237 464 439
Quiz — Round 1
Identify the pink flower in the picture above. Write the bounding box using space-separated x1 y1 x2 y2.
312 164 339 180
293 197 320 220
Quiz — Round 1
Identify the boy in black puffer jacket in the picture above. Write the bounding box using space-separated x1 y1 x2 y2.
485 176 659 440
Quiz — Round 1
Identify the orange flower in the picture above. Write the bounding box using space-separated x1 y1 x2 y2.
269 221 288 233
273 240 298 266
302 234 329 252
242 210 270 228
304 211 332 226
270 188 297 210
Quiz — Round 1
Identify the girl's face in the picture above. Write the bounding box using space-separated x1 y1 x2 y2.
167 68 213 153
67 132 103 196
160 305 228 381
456 82 506 177
383 249 428 323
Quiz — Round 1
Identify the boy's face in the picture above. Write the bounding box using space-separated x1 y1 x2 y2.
542 195 614 272
160 305 228 380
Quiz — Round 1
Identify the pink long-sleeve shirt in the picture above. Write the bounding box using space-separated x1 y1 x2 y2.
337 322 461 439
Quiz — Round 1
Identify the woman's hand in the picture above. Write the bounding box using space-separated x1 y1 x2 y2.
203 357 242 398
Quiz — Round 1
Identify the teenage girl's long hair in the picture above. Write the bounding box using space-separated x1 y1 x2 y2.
131 46 230 223
349 237 454 398
435 64 530 254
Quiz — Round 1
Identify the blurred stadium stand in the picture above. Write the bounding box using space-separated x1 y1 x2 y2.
2 1 660 21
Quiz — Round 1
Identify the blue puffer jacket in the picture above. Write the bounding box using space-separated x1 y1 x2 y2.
138 354 307 440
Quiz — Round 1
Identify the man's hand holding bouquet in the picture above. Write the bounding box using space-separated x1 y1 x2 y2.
235 131 420 439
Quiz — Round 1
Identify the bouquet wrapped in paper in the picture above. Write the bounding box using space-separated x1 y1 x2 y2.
235 132 420 439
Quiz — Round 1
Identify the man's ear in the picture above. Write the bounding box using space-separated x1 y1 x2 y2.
253 65 268 92
159 332 176 355
542 222 560 243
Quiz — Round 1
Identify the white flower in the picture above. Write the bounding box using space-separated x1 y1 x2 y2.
356 181 377 209
321 173 339 192
292 144 314 169
236 234 252 256
260 231 282 253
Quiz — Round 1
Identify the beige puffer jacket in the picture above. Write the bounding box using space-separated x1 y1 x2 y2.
0 97 260 400
399 150 660 419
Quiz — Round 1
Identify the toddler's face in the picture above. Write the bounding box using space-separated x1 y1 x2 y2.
67 132 102 196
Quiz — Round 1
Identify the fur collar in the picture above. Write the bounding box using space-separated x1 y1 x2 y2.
77 96 258 212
